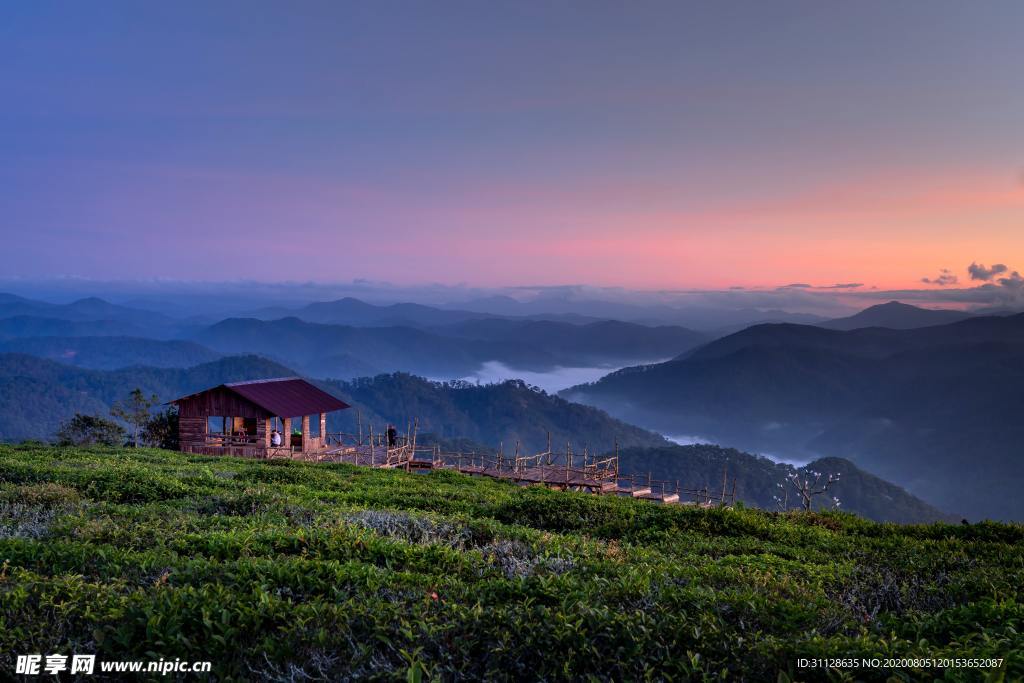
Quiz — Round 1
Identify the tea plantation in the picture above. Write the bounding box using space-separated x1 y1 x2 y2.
1 444 1021 681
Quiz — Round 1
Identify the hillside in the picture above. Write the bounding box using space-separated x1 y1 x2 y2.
0 354 948 523
0 354 664 452
1 444 1019 680
565 316 1024 521
0 336 221 370
0 354 296 441
322 373 667 453
820 301 973 330
616 445 955 524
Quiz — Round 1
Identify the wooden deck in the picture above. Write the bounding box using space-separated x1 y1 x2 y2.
185 433 737 507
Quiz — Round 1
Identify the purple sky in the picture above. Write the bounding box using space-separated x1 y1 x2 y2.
2 1 1022 291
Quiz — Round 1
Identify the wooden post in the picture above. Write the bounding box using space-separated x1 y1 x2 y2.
259 417 271 449
301 415 310 453
283 417 292 449
614 438 620 478
319 413 326 440
721 464 728 505
369 424 374 465
357 410 363 445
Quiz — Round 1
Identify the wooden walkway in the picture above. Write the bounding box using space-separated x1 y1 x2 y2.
289 433 738 507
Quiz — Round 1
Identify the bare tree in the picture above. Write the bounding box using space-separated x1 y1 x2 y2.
785 469 841 511
772 481 790 511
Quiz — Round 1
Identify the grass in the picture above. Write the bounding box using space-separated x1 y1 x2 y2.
1 443 1021 681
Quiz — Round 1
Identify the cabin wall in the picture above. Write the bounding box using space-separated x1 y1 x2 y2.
179 416 207 449
176 388 270 419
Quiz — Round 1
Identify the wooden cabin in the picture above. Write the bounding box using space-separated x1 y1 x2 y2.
171 378 350 458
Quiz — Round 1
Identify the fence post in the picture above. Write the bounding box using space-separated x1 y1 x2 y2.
721 464 728 505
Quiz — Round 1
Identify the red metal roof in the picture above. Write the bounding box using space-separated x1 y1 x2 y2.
173 377 350 417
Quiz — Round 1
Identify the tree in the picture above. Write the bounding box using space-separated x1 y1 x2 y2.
110 388 159 447
141 406 179 450
785 469 841 511
56 414 127 447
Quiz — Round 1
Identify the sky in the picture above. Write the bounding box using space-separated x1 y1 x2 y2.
2 1 1023 297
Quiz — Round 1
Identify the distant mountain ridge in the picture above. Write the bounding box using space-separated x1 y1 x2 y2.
0 336 221 370
564 313 1024 520
431 318 706 365
0 293 172 326
247 297 499 327
0 316 152 339
820 301 973 330
191 316 705 379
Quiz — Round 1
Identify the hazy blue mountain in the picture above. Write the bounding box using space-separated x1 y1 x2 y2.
0 316 152 339
0 336 222 370
564 315 1024 520
431 318 707 364
684 312 1024 362
192 316 701 380
454 295 828 330
820 301 974 330
245 297 497 327
0 293 173 326
246 296 615 327
192 317 559 378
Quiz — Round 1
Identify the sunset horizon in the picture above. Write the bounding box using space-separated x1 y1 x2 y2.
3 2 1022 294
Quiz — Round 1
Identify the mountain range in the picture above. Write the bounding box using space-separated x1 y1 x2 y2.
819 300 974 330
0 351 951 523
1 289 1019 521
0 293 173 327
0 336 221 370
190 316 705 379
564 312 1024 520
